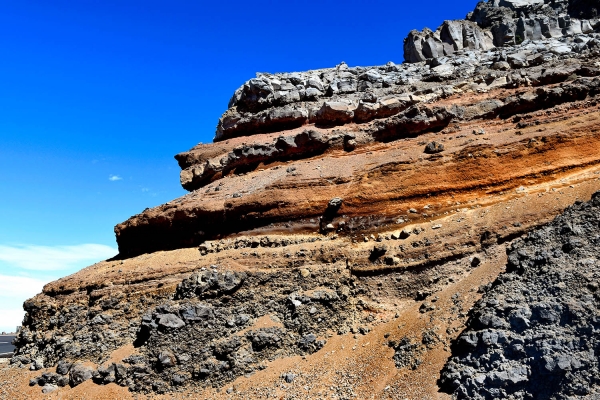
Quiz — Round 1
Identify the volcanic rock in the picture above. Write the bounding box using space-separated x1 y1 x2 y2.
5 0 600 398
440 192 600 399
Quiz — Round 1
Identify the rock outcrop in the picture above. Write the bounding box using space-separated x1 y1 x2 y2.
404 21 494 63
5 0 600 398
120 46 600 257
405 0 600 63
440 192 600 399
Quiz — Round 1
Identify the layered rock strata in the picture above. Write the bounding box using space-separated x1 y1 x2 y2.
6 0 600 398
111 0 600 259
121 55 600 257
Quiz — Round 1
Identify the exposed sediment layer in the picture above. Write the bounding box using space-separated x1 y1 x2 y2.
8 175 600 398
7 0 600 398
118 84 600 258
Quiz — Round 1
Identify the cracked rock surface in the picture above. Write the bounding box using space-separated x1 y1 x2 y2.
441 191 600 399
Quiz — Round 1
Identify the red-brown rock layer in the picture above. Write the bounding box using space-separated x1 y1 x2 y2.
6 0 600 398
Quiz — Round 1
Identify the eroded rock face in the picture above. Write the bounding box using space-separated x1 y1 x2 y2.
120 61 600 257
405 0 600 63
404 21 494 63
440 192 600 399
124 1 600 258
9 0 600 398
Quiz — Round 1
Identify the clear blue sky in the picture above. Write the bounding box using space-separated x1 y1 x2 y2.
0 0 478 332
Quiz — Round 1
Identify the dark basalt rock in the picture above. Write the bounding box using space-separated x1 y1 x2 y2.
424 141 445 154
440 191 600 399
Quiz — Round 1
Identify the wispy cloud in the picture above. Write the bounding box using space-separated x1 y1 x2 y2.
0 275 58 332
0 275 47 299
0 244 117 271
0 308 29 333
0 243 116 331
108 174 122 181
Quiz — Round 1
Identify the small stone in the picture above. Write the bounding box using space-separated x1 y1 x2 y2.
42 384 58 394
298 334 317 350
384 256 400 265
56 360 73 375
157 314 185 329
419 302 435 313
470 256 481 268
299 268 310 278
371 244 388 259
491 61 510 70
30 357 44 371
69 364 94 387
158 350 176 368
283 373 296 383
424 141 444 154
328 197 343 209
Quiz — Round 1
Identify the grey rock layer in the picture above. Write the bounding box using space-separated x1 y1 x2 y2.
405 0 600 63
203 0 599 157
440 191 600 399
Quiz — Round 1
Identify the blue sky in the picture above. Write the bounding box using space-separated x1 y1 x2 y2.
0 0 478 332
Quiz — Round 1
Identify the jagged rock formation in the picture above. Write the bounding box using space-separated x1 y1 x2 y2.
4 0 600 398
404 20 494 63
405 0 600 62
118 47 600 257
440 192 600 399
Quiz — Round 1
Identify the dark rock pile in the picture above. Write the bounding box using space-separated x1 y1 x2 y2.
126 268 354 393
440 191 600 399
11 293 136 370
23 266 359 393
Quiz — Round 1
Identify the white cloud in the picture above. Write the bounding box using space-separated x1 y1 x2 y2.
0 308 28 333
0 276 51 333
0 244 117 332
0 275 47 299
0 244 117 271
108 175 122 181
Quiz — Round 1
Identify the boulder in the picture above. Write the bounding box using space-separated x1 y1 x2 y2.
424 142 445 154
157 314 185 329
315 102 356 125
69 364 94 387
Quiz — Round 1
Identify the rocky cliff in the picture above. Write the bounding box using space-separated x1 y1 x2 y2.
4 0 600 398
440 192 600 399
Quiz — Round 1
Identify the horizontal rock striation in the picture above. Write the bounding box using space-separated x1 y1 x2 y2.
8 0 600 398
122 58 600 257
